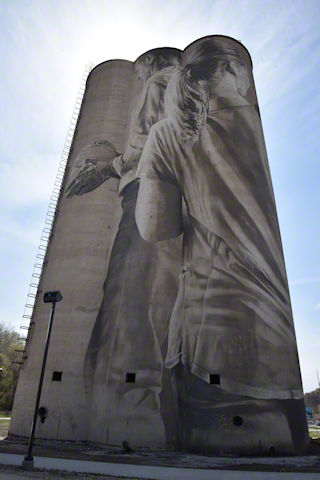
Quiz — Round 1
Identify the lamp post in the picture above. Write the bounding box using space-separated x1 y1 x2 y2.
22 290 63 468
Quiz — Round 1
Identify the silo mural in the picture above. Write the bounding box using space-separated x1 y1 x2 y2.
10 35 309 455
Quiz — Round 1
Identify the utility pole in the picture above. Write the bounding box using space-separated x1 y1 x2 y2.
22 290 63 469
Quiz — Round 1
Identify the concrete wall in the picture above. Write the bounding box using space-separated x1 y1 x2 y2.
10 60 135 441
10 36 308 455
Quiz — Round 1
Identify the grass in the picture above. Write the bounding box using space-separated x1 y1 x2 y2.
0 409 11 416
0 418 10 438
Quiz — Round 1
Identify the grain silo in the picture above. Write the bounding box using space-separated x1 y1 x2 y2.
10 36 309 455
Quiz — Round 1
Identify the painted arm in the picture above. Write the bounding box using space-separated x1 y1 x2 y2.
135 178 182 243
118 81 166 177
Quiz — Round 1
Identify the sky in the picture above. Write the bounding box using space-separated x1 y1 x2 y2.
0 0 319 393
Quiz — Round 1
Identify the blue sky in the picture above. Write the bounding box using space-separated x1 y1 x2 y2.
0 0 319 393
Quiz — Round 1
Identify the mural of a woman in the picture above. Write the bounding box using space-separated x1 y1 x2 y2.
66 48 183 445
135 36 309 454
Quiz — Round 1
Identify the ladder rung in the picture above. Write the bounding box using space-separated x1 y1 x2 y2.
20 321 34 329
18 62 91 346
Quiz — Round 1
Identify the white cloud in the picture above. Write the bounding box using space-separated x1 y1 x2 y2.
0 217 43 247
0 309 23 332
294 323 320 393
290 277 320 287
0 153 58 208
314 304 320 311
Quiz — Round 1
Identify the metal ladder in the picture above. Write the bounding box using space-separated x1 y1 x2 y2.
15 62 93 366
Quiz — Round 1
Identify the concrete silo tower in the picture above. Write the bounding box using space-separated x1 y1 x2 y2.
10 36 309 456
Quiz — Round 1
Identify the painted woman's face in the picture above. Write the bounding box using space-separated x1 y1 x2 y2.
209 60 251 99
235 63 250 97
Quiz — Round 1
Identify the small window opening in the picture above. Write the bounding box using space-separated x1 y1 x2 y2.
126 372 136 383
209 374 220 385
233 415 243 426
52 371 62 382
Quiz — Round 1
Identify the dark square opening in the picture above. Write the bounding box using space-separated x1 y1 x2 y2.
52 371 62 382
209 374 220 385
126 372 136 383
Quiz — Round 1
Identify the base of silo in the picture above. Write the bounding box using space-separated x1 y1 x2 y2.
0 435 320 476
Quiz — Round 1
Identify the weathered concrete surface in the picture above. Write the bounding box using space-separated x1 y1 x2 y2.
10 36 307 453
10 51 182 448
10 60 135 442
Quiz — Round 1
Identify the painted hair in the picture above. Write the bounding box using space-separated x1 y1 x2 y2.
134 48 182 73
165 38 246 142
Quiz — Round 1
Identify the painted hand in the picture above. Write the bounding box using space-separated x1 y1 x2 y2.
66 158 119 197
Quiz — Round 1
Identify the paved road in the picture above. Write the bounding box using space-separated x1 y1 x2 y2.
0 468 129 480
0 453 320 479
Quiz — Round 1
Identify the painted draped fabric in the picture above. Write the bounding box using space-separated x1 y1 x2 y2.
85 65 182 443
136 104 303 400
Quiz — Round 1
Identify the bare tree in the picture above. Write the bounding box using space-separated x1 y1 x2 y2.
0 323 23 412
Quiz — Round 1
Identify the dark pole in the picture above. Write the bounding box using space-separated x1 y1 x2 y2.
23 290 62 468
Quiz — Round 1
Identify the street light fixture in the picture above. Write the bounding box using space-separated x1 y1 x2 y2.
22 290 63 468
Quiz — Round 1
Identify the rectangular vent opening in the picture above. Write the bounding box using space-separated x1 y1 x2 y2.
209 374 220 385
126 372 136 383
52 371 62 382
